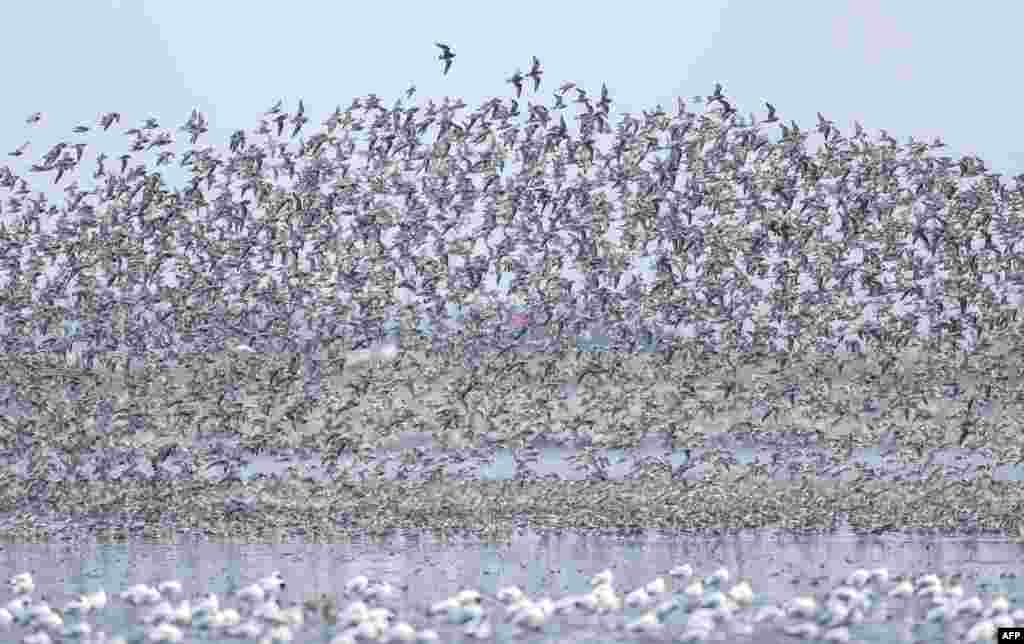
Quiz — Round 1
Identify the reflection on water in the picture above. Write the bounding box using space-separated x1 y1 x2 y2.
2 530 1023 643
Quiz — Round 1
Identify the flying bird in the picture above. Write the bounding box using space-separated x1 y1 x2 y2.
435 43 455 75
526 56 542 91
507 69 525 98
708 83 724 106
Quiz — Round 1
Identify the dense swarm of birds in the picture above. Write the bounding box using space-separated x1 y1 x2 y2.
3 566 1024 643
1 48 1024 538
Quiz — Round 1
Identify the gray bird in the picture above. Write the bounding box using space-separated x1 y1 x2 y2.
507 69 525 98
435 43 455 75
526 56 542 91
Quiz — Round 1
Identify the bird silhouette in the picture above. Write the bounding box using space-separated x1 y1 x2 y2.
435 42 455 74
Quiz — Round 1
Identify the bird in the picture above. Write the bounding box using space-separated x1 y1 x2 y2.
435 43 455 74
8 572 34 596
708 83 725 105
507 69 525 98
765 102 779 122
526 56 543 91
26 111 43 125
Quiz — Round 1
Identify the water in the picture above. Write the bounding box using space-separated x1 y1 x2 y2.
3 531 1024 643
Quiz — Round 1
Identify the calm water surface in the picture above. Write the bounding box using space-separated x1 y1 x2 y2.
3 531 1023 643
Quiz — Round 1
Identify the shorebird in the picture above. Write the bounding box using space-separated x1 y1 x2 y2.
526 56 542 91
435 43 455 75
708 83 725 106
507 69 525 98
8 572 34 595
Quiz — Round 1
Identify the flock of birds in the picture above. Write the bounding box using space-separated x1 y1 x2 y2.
4 566 1022 643
4 44 1020 379
0 41 1022 601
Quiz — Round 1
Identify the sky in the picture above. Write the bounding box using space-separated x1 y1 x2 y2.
4 0 1022 348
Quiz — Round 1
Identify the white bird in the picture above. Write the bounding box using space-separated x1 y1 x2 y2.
145 621 184 643
264 624 293 643
590 569 614 587
684 578 704 598
253 599 285 623
670 563 694 578
84 590 107 611
728 579 754 606
382 621 417 643
366 606 394 626
158 580 183 597
226 619 264 639
8 572 34 596
349 618 384 641
365 582 397 601
955 596 985 619
338 601 369 627
64 595 92 615
625 586 653 608
590 583 621 613
463 617 492 639
868 568 889 585
985 593 1010 617
507 601 547 629
822 625 851 642
121 584 162 606
258 571 286 594
786 595 817 620
172 600 195 626
215 607 242 628
5 597 30 619
915 573 941 591
344 575 370 597
845 569 870 588
454 589 482 605
237 583 268 604
426 597 459 617
753 605 785 623
965 619 998 643
888 576 913 599
194 593 219 614
644 577 667 595
22 632 53 644
704 567 730 587
31 606 62 631
678 626 710 643
496 586 525 605
625 611 662 635
783 621 821 639
142 601 176 625
552 595 582 614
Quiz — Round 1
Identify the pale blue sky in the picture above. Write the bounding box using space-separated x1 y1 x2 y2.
5 1 1021 347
